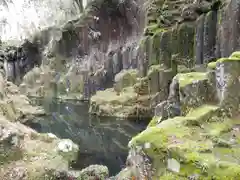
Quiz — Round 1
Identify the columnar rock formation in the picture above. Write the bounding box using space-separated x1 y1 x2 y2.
88 0 240 120
2 0 240 179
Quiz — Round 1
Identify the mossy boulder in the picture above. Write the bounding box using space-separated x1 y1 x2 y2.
89 87 152 118
77 165 109 180
0 118 81 180
129 104 240 179
215 52 240 116
206 52 240 116
176 72 211 115
89 67 174 119
0 81 45 123
114 69 138 93
89 68 164 118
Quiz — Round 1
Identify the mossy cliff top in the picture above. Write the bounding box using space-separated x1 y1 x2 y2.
144 0 221 35
176 72 208 87
208 51 240 69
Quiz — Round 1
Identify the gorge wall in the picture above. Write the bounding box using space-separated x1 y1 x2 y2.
1 0 240 179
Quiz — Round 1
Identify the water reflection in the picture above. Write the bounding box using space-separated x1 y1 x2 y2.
25 97 148 175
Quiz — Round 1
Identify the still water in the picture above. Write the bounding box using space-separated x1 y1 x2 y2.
24 98 148 176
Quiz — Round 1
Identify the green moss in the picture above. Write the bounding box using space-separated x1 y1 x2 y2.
159 171 187 180
211 162 240 179
0 147 23 165
130 110 240 178
153 28 167 35
205 120 232 137
177 72 208 87
147 116 160 128
144 24 167 36
145 24 159 32
130 117 191 158
186 105 219 122
217 57 240 63
229 51 240 59
147 64 165 77
207 61 217 69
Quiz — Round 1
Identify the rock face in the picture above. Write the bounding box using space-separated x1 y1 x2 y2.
10 0 146 101
3 0 240 178
87 0 240 119
0 41 41 84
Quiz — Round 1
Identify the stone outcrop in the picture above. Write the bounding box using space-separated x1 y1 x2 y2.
87 0 231 119
125 52 240 179
0 73 45 123
10 0 146 101
89 65 174 119
0 117 77 180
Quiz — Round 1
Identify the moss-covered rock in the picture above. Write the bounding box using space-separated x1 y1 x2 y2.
89 67 174 119
114 69 138 93
129 104 240 179
0 117 81 180
176 72 211 115
77 165 109 180
89 86 152 118
89 68 153 118
212 52 240 116
0 81 45 123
